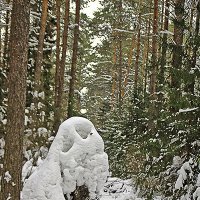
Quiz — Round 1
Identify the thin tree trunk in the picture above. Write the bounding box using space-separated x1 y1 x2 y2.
54 0 61 108
67 0 81 118
187 0 195 55
158 0 165 58
3 8 10 69
1 0 30 199
31 0 48 132
171 0 185 88
159 0 170 92
141 35 148 91
118 34 123 110
122 34 136 98
144 3 152 99
34 0 48 90
188 0 200 94
134 10 142 93
150 0 158 96
171 0 185 111
118 0 123 111
148 0 158 133
54 0 70 132
111 33 117 109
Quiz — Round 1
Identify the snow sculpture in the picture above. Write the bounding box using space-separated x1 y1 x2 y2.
22 117 109 200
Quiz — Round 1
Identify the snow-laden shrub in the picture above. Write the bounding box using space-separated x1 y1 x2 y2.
160 155 200 199
22 117 109 200
175 159 193 190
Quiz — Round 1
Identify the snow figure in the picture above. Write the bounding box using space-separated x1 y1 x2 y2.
22 117 109 200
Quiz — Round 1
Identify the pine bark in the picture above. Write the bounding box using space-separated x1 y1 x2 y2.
171 0 185 88
111 33 117 109
1 0 30 199
148 0 158 133
122 33 135 98
188 0 200 94
54 0 70 132
34 0 48 89
171 0 185 111
159 0 170 91
67 0 81 118
144 4 152 98
134 11 142 93
54 0 61 109
118 0 123 111
150 0 158 96
3 9 10 69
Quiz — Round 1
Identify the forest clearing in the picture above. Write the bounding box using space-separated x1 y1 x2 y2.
0 0 200 199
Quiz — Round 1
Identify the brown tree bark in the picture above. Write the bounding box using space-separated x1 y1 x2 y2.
148 0 158 133
54 0 70 132
134 10 142 92
1 0 30 199
188 0 200 94
118 0 123 112
122 33 136 98
144 4 152 98
111 33 117 109
141 34 148 93
67 0 81 118
34 0 48 90
159 0 170 90
171 0 185 111
54 0 61 110
171 0 185 88
150 0 158 96
3 8 10 69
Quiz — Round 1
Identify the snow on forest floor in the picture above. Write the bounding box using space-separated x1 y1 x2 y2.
100 177 162 200
100 177 137 200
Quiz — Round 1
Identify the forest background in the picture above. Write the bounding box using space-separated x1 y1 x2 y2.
0 0 200 199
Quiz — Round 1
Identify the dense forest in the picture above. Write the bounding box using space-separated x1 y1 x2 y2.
0 0 200 199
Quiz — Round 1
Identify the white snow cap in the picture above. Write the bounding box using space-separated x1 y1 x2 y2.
22 117 109 200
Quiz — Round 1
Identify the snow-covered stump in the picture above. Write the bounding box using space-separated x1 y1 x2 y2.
22 117 109 200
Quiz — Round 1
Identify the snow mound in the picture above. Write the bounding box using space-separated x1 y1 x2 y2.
22 117 109 200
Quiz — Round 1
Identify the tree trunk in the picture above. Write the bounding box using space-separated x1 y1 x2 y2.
3 8 10 69
159 0 169 94
54 0 61 109
188 0 200 94
122 33 136 98
111 32 117 109
67 0 81 118
34 0 48 90
1 0 30 199
171 0 185 111
141 33 148 93
118 0 123 112
150 0 158 96
134 9 142 93
144 3 152 99
171 0 185 88
54 0 70 133
148 0 158 133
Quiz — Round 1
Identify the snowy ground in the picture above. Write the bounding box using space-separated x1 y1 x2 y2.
100 177 163 200
100 177 141 200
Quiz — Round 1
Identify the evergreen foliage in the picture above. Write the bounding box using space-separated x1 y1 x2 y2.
0 0 200 199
